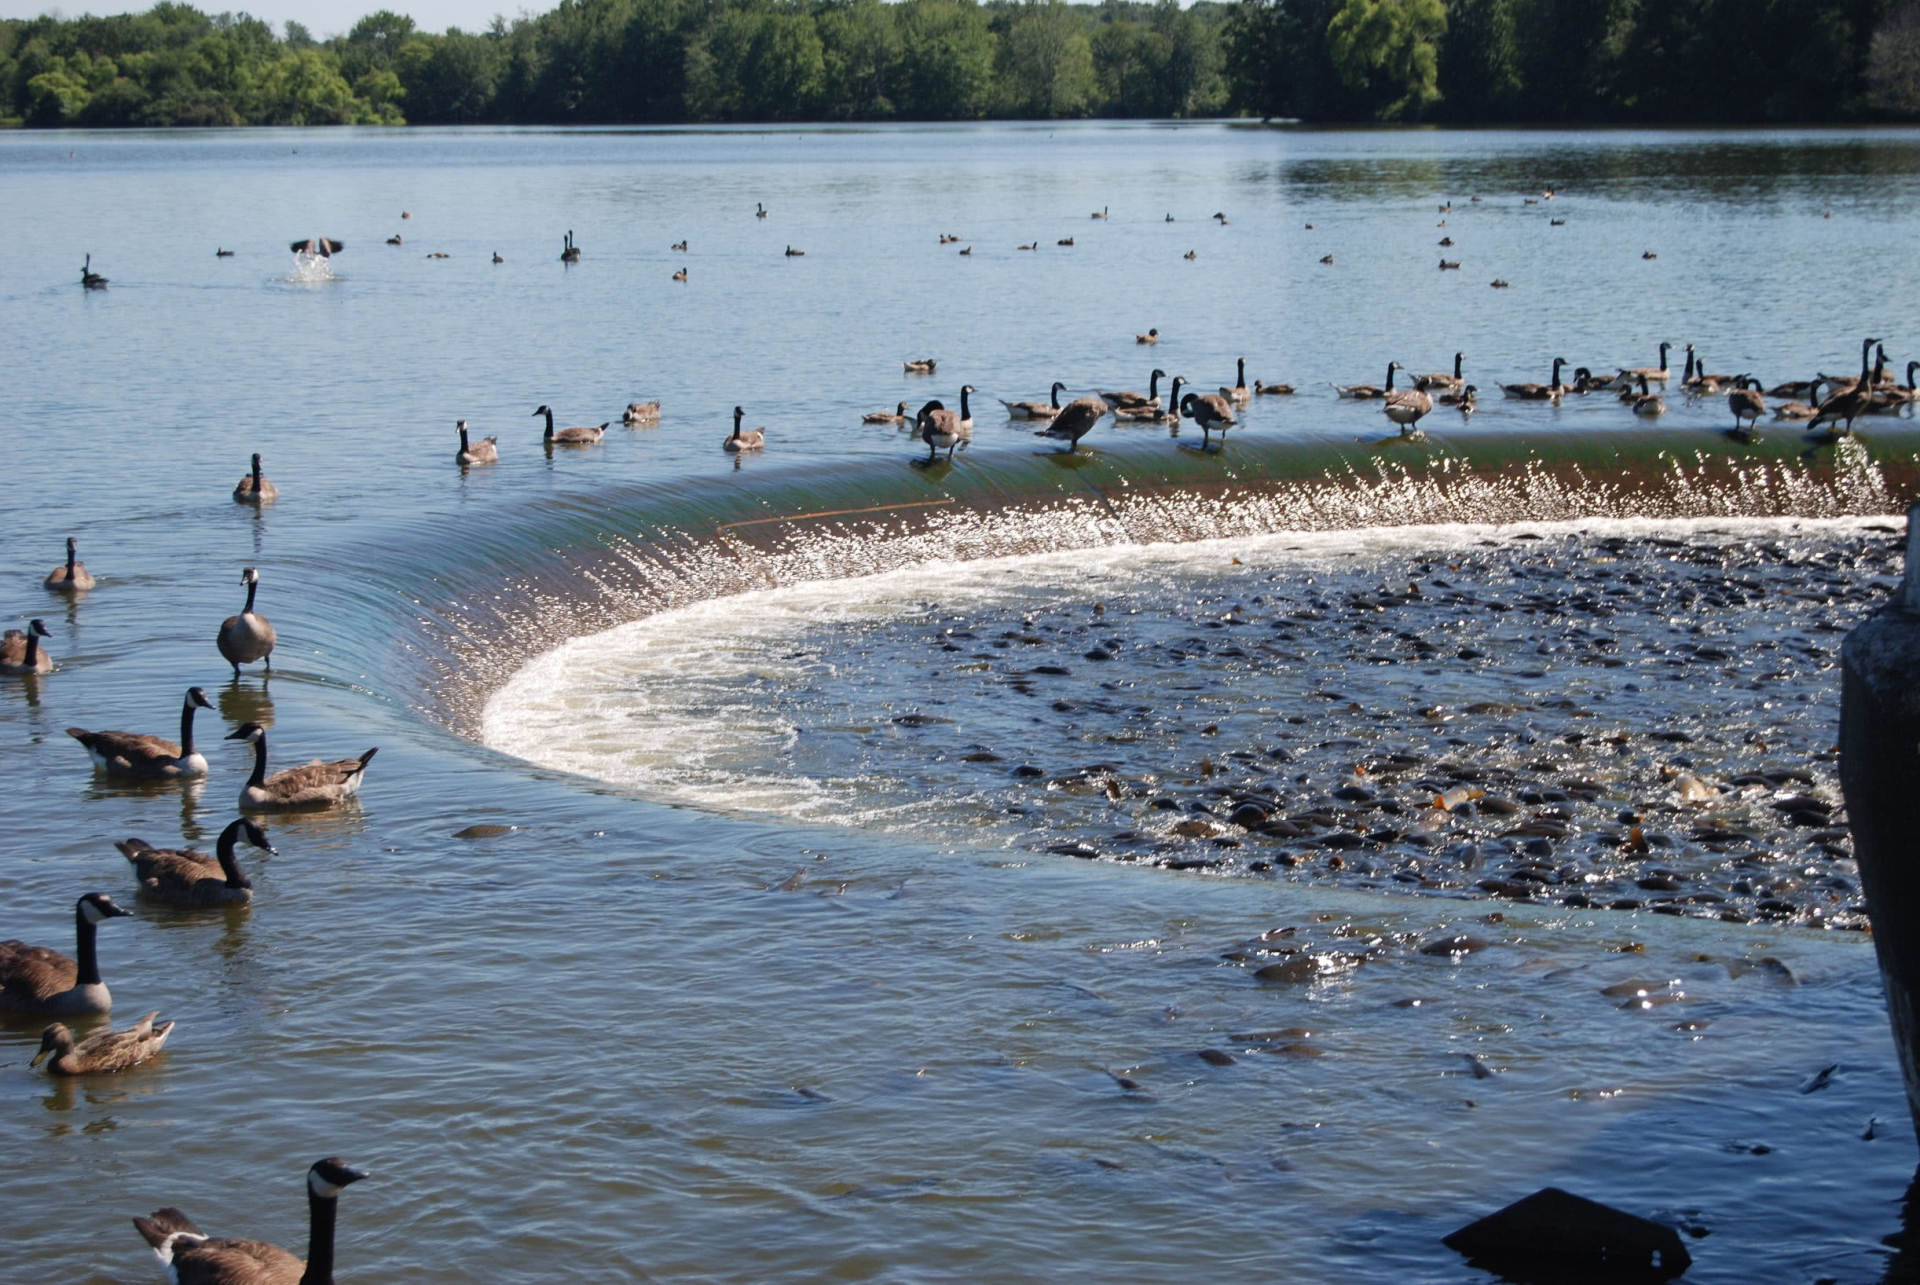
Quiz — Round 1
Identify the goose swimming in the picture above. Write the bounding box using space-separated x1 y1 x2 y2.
455 420 498 466
68 686 216 779
1000 381 1068 420
724 406 766 452
0 893 132 1016
226 722 376 811
533 405 606 446
119 816 272 907
45 536 96 592
0 618 54 675
233 453 278 504
134 1157 370 1285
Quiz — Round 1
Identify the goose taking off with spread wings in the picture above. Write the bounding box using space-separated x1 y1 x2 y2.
226 722 376 811
0 893 132 1016
119 816 273 907
45 537 96 591
533 405 605 445
217 567 275 677
1034 396 1111 454
68 686 216 779
289 238 343 258
134 1157 370 1285
1000 381 1068 420
34 1011 173 1075
1 618 54 675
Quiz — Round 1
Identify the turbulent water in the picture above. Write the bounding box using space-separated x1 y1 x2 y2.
4 124 1920 1283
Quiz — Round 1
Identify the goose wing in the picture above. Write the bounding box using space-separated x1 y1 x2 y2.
1037 397 1110 441
170 1236 305 1284
67 728 185 775
261 751 377 805
0 941 78 1002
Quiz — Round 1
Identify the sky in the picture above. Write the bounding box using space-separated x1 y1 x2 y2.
1 0 514 39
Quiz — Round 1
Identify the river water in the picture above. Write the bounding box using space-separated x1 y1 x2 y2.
3 122 1920 1282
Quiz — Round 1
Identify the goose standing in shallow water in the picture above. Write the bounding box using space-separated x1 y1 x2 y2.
533 405 605 446
134 1157 370 1285
454 420 498 466
1000 381 1067 420
1382 371 1433 435
1727 376 1765 433
724 406 765 452
1 619 54 675
34 1011 173 1075
1179 391 1236 447
233 454 277 504
914 400 969 463
1808 336 1881 439
1034 396 1111 453
217 568 275 677
119 816 272 907
0 893 132 1016
227 722 376 811
45 536 96 591
68 686 216 779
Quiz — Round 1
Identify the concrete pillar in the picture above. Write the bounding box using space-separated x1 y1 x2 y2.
1840 503 1920 1136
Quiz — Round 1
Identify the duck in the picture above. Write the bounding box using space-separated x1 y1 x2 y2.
1489 278 1510 288
672 268 688 282
1033 396 1111 454
33 1011 173 1075
1382 374 1434 435
1438 259 1460 270
1114 377 1186 422
560 230 580 262
217 567 276 677
119 816 272 907
226 722 376 811
45 536 96 591
1136 328 1159 345
1808 336 1881 439
903 358 938 374
621 401 662 426
1253 379 1296 396
1499 357 1569 401
289 238 343 258
1438 236 1454 247
914 400 968 463
233 453 278 504
723 406 766 453
1641 250 1658 260
1628 374 1666 417
0 893 132 1016
81 253 108 289
0 618 54 675
1179 392 1236 448
1098 368 1168 411
455 420 499 465
1000 382 1068 420
425 252 450 260
1414 352 1465 393
1318 254 1334 265
1332 362 1405 401
1220 357 1251 405
533 405 605 446
864 401 911 425
1727 376 1765 433
134 1157 371 1285
68 686 216 779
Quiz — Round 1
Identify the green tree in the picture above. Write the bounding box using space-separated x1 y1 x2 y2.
1870 0 1920 114
894 0 996 117
251 47 358 123
996 2 1096 117
1325 0 1444 119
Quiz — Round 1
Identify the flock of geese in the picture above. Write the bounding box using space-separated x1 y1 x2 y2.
3 462 380 1281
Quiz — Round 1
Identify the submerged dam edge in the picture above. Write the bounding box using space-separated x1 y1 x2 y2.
375 423 1920 741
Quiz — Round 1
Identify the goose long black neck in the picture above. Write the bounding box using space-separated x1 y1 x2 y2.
300 1187 341 1285
959 386 972 420
1552 357 1567 386
25 630 41 667
1452 352 1463 380
458 424 471 453
65 540 78 576
73 902 103 986
215 819 250 889
179 692 200 756
246 733 268 789
1147 370 1160 401
731 408 743 440
243 578 259 616
540 407 555 439
1683 347 1695 382
1235 358 1245 388
1384 363 1397 392
252 455 264 488
1658 342 1670 371
1051 382 1063 409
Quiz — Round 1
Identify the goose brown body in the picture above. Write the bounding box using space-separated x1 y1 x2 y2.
217 568 275 676
454 421 498 465
233 454 278 504
228 723 376 811
45 537 95 591
533 405 605 445
120 817 272 907
69 686 215 779
1 619 54 675
1034 396 1111 453
0 894 132 1016
134 1158 369 1285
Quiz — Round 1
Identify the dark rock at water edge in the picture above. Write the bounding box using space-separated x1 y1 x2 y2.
1443 1186 1692 1280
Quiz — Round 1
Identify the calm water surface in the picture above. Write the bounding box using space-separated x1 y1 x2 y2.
3 123 1918 1282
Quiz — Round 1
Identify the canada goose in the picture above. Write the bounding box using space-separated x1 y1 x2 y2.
1500 357 1569 401
81 253 108 289
1165 213 1174 222
533 405 605 446
0 893 132 1016
622 402 662 427
1447 385 1478 417
864 401 911 425
1254 379 1296 396
1000 381 1067 420
784 245 805 257
1212 211 1229 224
385 234 402 246
401 210 410 219
0 618 54 675
1017 242 1038 252
957 246 972 256
1727 376 1765 432
1571 366 1611 395
1183 250 1197 260
672 268 688 282
1489 278 1510 288
1768 376 1821 399
1220 357 1251 405
1057 237 1075 247
1034 397 1111 454
1414 352 1464 392
1618 342 1674 385
1114 377 1187 422
955 384 976 431
724 406 765 453
1092 206 1109 220
1382 375 1433 435
455 420 498 466
491 252 504 264
45 536 96 591
215 248 235 258
1332 362 1404 401
1438 236 1454 247
1099 368 1168 411
1136 329 1158 345
1438 259 1460 270
217 568 275 677
1629 374 1666 417
226 722 376 811
755 202 768 218
1550 217 1566 226
670 240 687 251
233 454 278 504
425 252 450 260
1641 250 1657 260
914 400 968 463
34 1011 173 1075
1319 254 1334 265
903 358 938 374
134 1157 370 1285
1179 392 1236 447
1808 337 1881 438
68 686 215 779
119 816 272 907
1681 346 1735 394
290 238 344 258
560 231 580 263
1772 380 1828 420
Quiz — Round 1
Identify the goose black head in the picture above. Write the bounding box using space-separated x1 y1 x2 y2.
78 892 132 923
28 618 50 638
242 818 275 854
188 687 214 710
531 405 551 417
225 721 267 743
308 1158 371 1198
240 566 259 586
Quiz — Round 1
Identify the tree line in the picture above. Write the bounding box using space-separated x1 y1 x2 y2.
2 0 1916 129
